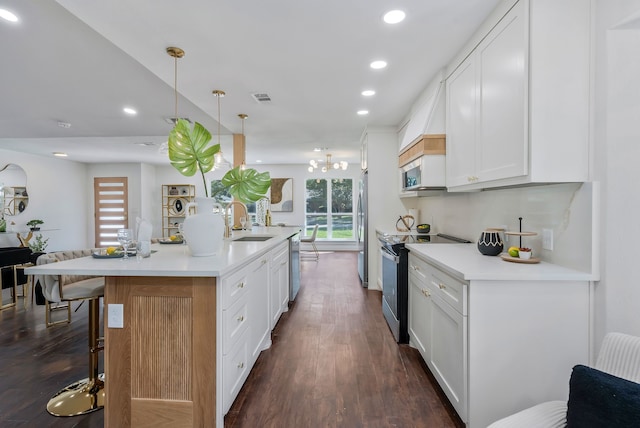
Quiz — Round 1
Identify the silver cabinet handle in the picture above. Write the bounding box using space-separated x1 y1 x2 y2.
237 362 244 369
237 282 245 289
438 283 446 290
422 289 431 298
237 315 244 322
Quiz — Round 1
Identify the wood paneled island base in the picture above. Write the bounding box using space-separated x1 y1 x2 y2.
104 276 216 427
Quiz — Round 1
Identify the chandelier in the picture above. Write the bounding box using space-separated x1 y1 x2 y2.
308 153 348 173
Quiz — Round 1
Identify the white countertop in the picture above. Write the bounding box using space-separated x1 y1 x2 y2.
26 226 301 278
406 243 597 282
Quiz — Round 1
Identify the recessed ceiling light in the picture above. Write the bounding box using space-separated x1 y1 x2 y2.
357 110 369 116
255 160 263 163
53 152 68 157
361 90 376 97
123 107 137 115
370 60 387 70
0 9 18 22
57 121 71 128
383 10 406 24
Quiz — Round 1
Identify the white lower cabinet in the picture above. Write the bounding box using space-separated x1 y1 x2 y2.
248 255 270 363
269 241 290 329
409 254 467 420
408 252 591 427
219 242 291 414
222 328 250 412
429 293 466 419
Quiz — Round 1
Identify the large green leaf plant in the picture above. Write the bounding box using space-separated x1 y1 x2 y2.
168 119 271 202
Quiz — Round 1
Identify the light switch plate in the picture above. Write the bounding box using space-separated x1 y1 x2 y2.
542 228 553 251
107 303 124 328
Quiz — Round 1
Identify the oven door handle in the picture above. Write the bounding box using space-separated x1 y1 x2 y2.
380 246 399 264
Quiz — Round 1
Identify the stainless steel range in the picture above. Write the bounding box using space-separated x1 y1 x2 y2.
378 232 471 343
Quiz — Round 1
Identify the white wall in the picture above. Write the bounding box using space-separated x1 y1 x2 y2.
593 0 640 344
0 149 88 251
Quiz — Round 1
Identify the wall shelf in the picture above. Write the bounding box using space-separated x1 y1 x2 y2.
161 184 195 238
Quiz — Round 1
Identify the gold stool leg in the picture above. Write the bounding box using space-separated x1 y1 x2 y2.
47 298 105 416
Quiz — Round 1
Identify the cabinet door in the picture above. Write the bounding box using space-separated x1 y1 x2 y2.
408 271 432 358
278 257 289 315
248 256 270 363
476 0 527 182
269 247 289 329
428 294 467 421
446 57 478 187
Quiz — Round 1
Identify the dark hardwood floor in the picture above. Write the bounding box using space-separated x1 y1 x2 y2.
0 252 463 428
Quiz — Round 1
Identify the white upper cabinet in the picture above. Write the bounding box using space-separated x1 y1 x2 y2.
446 0 590 191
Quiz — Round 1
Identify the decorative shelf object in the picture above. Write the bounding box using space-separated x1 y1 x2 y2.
161 184 195 238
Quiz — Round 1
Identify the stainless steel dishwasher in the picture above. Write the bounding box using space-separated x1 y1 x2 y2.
289 232 301 301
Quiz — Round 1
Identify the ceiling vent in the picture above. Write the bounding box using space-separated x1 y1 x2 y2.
251 92 272 104
164 117 192 125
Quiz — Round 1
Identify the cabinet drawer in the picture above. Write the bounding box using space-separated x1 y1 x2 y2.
222 292 250 355
408 254 429 283
221 255 267 309
429 268 467 315
222 328 250 413
221 268 249 310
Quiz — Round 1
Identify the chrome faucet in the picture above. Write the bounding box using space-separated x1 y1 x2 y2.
224 201 249 238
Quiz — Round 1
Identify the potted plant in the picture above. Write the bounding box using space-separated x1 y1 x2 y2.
26 219 44 231
28 233 49 263
168 119 271 201
168 120 271 256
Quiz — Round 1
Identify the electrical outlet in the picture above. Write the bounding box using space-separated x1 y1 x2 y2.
542 229 554 251
108 304 124 328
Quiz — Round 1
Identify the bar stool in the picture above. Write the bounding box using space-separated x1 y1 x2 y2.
37 259 105 416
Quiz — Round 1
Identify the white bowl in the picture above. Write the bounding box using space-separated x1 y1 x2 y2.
519 251 532 260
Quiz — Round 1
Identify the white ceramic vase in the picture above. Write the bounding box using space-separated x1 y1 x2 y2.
182 197 225 256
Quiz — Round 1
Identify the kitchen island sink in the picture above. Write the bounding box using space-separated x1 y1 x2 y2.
233 235 274 242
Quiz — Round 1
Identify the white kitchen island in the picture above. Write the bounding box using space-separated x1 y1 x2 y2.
406 243 598 428
27 226 301 428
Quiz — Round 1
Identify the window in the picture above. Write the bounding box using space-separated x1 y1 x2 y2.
305 178 353 239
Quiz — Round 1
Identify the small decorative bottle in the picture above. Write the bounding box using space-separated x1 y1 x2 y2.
265 209 272 226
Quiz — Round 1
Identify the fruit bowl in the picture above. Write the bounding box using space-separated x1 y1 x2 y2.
416 224 430 233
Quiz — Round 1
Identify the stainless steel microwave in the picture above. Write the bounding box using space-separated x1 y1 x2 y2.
400 156 447 191
401 159 422 191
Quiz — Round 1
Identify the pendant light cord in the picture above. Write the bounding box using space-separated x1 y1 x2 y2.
174 56 178 119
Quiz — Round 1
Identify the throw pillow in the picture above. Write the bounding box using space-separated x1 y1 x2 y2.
566 364 640 427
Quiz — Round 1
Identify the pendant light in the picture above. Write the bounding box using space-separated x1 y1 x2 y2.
160 47 185 154
238 114 248 170
212 89 231 170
